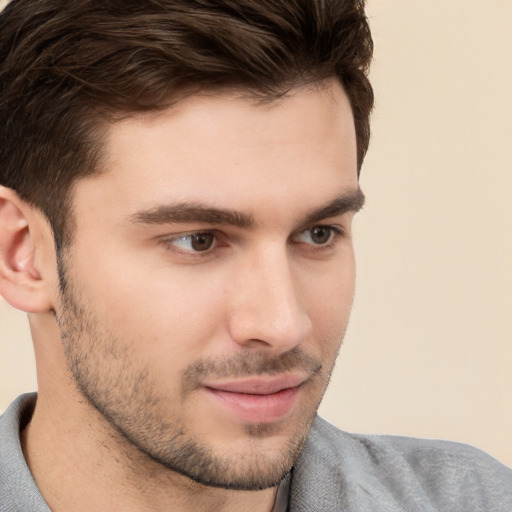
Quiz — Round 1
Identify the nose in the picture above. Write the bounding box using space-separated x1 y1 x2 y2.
226 244 312 353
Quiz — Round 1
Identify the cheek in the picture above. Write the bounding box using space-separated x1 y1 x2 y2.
96 265 230 368
68 244 230 376
305 254 356 352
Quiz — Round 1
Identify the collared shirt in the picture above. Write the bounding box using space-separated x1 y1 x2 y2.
271 470 291 512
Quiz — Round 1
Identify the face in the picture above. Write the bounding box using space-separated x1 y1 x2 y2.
56 80 361 490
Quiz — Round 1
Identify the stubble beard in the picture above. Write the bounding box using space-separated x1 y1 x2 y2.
56 262 341 491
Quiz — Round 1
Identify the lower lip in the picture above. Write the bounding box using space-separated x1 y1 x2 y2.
203 386 301 424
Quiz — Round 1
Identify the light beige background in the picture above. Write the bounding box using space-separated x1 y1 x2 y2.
1 0 511 466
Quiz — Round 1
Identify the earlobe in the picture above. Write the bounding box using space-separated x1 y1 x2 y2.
0 187 53 313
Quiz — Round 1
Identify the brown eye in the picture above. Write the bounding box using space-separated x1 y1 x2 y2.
165 232 216 253
309 226 332 244
293 225 342 247
190 233 214 251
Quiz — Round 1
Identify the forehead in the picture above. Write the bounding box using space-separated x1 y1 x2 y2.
74 80 358 224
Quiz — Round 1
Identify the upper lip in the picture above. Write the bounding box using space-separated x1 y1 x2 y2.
203 374 309 395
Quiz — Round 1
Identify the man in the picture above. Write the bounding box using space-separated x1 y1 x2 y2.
0 0 510 511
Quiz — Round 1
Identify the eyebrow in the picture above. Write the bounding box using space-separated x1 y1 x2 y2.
298 187 365 226
128 188 365 229
129 202 255 228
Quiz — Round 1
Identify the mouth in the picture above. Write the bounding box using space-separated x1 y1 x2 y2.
201 374 308 424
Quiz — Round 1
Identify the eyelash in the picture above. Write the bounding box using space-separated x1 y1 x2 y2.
161 225 346 257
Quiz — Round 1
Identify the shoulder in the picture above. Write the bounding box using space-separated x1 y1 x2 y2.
309 415 510 477
0 393 50 512
290 416 512 512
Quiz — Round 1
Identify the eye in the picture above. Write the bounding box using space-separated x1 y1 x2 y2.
165 232 215 252
293 225 341 246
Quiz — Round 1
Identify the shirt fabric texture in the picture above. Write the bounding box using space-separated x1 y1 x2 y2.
1 393 511 512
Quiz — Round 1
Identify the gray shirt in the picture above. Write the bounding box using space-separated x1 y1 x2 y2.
1 393 511 511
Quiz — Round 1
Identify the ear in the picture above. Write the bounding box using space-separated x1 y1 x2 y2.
0 186 54 313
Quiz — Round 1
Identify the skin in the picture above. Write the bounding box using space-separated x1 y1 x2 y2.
0 79 361 511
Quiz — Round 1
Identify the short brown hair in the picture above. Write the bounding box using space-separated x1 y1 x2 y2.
0 0 373 248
